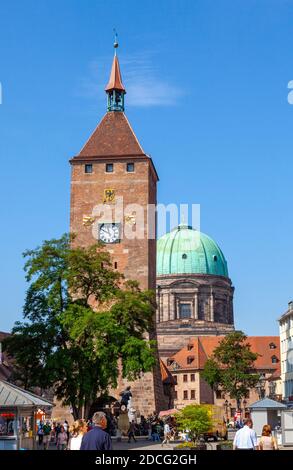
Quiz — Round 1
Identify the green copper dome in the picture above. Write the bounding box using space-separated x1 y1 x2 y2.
157 225 229 277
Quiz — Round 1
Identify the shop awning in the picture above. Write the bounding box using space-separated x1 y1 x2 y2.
0 380 53 408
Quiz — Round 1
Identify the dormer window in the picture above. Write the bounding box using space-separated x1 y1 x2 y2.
271 355 278 364
167 359 174 366
269 343 276 349
171 361 180 371
187 344 193 351
187 356 195 365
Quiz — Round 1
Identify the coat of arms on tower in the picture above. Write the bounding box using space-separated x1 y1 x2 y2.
103 188 115 203
82 215 96 226
124 214 136 225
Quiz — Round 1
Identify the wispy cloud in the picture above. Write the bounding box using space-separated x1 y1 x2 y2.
76 52 184 107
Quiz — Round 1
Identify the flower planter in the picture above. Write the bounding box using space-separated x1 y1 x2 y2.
175 443 207 450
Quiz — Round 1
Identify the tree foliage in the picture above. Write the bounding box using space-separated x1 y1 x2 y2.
176 404 213 443
3 234 156 419
201 331 260 406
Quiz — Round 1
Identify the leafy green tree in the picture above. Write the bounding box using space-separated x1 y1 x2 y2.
3 235 156 419
201 331 260 409
176 404 212 444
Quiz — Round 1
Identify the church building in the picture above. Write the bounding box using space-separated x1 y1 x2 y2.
156 224 235 359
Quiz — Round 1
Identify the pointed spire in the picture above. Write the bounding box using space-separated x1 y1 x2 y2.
105 31 126 93
105 56 126 92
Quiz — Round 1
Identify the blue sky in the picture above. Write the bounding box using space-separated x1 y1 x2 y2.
1 0 293 335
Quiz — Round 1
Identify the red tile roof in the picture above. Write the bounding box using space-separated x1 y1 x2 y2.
168 336 280 375
75 112 145 158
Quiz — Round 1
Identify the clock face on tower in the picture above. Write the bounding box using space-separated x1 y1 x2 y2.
98 223 121 244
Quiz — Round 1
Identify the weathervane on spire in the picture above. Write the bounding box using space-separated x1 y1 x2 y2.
113 28 118 55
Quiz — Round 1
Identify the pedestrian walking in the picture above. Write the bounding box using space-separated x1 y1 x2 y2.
80 412 112 450
37 423 44 448
161 421 171 447
42 421 52 450
56 425 68 450
258 425 278 450
127 420 137 443
233 418 258 450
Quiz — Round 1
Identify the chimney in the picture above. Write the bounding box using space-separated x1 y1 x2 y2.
288 301 293 311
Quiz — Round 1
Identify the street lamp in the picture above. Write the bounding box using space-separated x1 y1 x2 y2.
223 399 232 419
255 373 266 399
242 399 247 417
268 381 276 399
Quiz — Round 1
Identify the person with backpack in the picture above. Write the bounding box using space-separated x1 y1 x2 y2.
37 423 44 448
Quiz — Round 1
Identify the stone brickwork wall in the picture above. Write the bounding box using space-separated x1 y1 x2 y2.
70 111 166 415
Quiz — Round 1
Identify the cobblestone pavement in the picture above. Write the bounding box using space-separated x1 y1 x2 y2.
112 438 217 451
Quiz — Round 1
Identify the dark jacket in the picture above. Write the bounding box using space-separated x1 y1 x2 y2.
80 426 112 451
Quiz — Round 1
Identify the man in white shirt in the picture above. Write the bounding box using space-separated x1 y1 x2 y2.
233 418 258 450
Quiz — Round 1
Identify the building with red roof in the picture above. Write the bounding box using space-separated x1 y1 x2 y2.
165 335 281 415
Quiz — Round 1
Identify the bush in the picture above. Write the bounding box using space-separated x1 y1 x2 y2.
176 404 213 444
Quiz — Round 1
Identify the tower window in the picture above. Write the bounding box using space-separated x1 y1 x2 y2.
179 303 191 319
213 255 218 261
106 163 114 173
114 262 118 269
84 164 93 174
182 253 187 259
127 162 134 172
